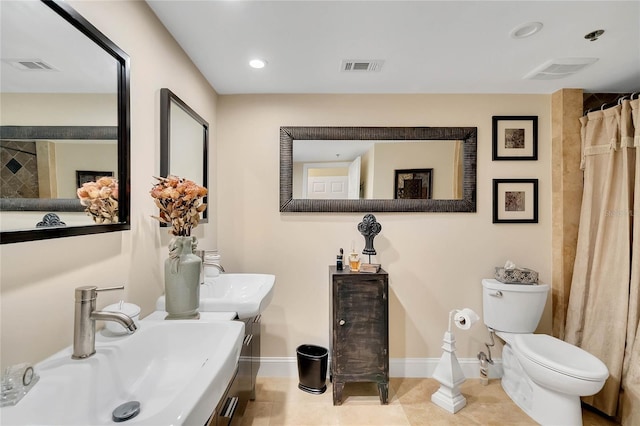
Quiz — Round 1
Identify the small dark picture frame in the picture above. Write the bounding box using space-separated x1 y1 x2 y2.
76 170 114 188
493 178 538 223
394 168 433 199
492 116 538 161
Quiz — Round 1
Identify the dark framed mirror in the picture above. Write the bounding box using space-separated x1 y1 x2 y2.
160 88 208 222
0 0 130 244
280 127 476 212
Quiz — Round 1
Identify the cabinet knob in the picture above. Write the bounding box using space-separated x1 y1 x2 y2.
339 319 346 326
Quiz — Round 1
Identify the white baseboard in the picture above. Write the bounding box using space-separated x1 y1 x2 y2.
258 357 503 379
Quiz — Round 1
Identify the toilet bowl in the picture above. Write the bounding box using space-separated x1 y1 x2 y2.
482 279 608 426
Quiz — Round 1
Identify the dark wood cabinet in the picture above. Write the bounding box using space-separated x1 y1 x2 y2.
329 266 389 405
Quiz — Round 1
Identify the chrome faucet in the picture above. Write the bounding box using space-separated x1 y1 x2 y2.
72 285 137 359
208 263 225 273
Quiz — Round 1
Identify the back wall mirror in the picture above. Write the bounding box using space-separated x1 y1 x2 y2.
160 88 208 223
0 0 130 244
280 127 476 212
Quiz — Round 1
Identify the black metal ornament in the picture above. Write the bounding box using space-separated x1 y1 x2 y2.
36 213 66 228
358 214 381 262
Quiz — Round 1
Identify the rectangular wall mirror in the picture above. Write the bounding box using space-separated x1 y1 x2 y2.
0 0 130 244
280 127 476 213
160 88 209 222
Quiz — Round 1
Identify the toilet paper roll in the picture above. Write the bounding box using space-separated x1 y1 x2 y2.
454 308 479 330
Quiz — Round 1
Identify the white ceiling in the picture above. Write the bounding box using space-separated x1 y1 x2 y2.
146 0 640 95
0 1 117 94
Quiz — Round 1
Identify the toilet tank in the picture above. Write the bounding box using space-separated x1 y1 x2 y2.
481 279 549 333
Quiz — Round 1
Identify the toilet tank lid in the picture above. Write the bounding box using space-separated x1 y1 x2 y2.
514 334 609 381
482 278 549 292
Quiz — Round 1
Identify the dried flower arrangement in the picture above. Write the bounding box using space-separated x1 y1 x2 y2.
76 176 119 224
150 175 207 236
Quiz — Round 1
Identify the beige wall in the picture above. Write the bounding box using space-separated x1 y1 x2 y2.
0 93 117 126
0 0 218 368
217 94 552 359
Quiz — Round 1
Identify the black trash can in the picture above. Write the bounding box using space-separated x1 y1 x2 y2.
296 344 328 394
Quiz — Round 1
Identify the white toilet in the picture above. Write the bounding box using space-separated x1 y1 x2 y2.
481 279 609 426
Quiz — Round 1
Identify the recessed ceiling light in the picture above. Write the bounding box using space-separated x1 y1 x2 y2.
510 22 543 39
249 59 267 69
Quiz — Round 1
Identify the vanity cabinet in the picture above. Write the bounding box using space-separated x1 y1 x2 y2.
329 266 389 405
206 367 240 426
239 314 261 400
206 314 261 426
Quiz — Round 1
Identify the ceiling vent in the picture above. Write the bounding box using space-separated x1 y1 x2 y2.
2 59 58 71
524 58 598 80
341 59 384 72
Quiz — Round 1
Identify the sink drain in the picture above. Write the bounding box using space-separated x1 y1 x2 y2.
112 401 141 422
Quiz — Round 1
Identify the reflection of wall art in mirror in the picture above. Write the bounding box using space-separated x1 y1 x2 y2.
280 127 477 213
76 170 114 188
0 0 130 244
492 116 538 161
160 89 209 224
394 169 433 200
492 178 538 224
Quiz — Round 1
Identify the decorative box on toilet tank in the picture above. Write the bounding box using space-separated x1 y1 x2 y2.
329 266 389 405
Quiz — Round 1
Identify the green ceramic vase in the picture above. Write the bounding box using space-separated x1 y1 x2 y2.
164 236 201 319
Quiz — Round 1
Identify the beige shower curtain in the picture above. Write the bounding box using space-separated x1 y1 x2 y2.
565 98 639 422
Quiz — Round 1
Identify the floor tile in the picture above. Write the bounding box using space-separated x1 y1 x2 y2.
241 377 620 426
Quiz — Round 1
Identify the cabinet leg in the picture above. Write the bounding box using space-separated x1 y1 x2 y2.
333 381 344 406
378 382 389 405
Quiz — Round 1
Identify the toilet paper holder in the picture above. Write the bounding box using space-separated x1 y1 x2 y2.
431 307 480 414
449 307 480 332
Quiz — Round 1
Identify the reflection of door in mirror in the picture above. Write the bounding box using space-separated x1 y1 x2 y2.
298 157 361 200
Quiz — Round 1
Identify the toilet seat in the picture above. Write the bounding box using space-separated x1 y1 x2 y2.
514 334 608 382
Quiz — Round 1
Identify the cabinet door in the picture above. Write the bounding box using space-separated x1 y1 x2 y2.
333 277 386 375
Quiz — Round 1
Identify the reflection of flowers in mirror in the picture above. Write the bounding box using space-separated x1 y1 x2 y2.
150 175 207 236
76 177 118 224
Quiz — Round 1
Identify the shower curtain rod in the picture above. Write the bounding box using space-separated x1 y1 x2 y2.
583 91 640 116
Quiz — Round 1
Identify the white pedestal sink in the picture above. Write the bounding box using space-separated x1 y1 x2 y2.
157 273 275 319
0 319 244 425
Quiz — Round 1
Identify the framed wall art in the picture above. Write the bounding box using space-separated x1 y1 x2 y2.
493 178 538 223
394 168 433 199
492 116 538 161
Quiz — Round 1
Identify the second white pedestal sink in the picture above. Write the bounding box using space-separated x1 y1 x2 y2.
0 319 244 426
157 273 275 319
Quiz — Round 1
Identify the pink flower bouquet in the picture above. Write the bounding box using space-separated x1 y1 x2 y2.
150 175 207 236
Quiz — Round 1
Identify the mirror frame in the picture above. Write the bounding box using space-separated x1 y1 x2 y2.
0 0 130 244
280 126 477 213
160 88 209 222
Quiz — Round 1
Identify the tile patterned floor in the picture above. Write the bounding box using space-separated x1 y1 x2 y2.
240 377 619 426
